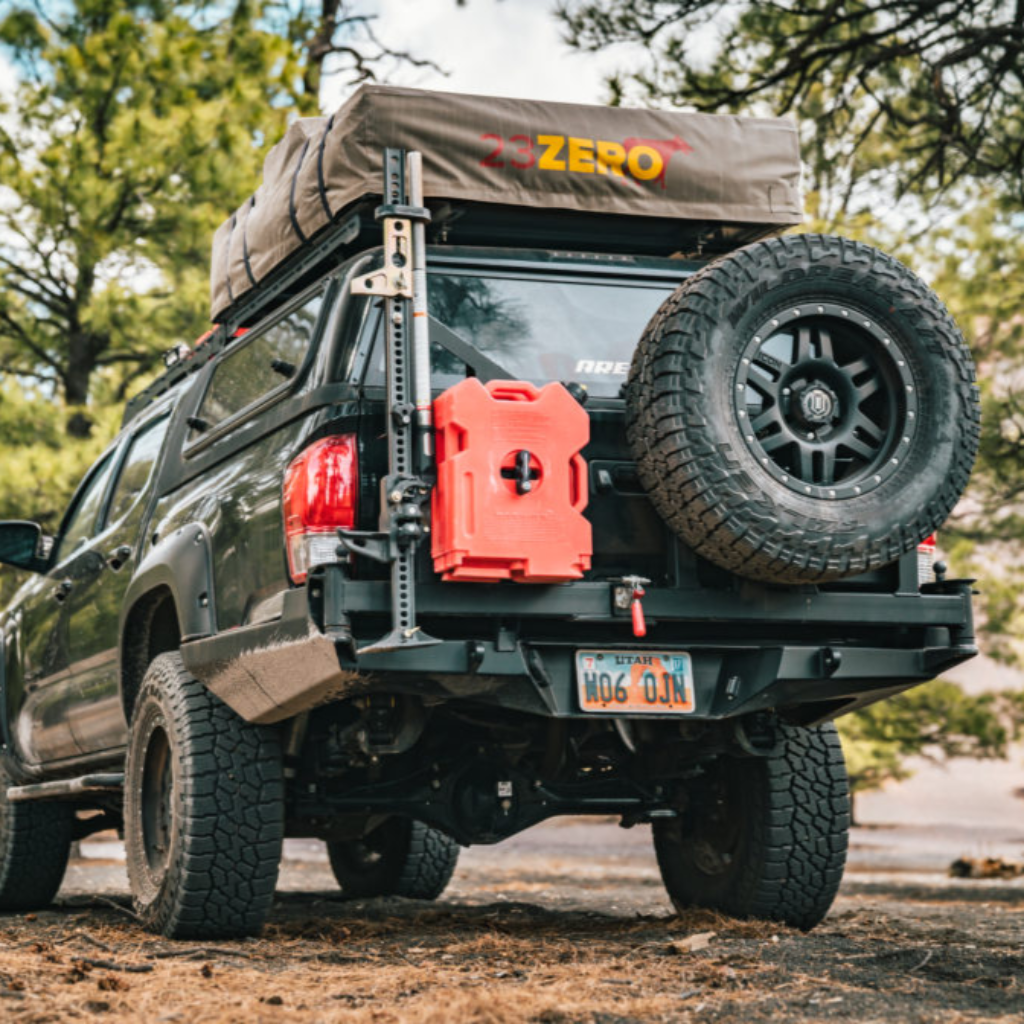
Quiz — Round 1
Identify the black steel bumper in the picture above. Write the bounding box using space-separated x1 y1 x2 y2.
180 568 977 725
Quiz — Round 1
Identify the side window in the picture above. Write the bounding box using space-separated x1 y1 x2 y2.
55 452 118 564
105 415 171 529
195 292 324 431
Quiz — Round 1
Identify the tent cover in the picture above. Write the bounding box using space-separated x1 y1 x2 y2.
210 85 803 321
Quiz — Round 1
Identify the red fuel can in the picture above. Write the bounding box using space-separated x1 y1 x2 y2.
431 379 592 583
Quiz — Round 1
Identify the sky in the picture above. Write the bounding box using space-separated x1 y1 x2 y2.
0 1 655 112
0 47 14 102
0 2 642 111
322 0 641 110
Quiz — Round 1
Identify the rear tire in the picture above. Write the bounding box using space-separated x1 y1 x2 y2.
0 764 73 911
653 721 849 931
327 817 459 900
124 653 284 938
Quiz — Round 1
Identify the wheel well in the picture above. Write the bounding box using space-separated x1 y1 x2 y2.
121 587 181 723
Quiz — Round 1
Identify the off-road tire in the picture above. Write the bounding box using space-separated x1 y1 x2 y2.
124 652 284 938
626 234 980 584
653 721 849 931
327 818 459 900
0 763 73 911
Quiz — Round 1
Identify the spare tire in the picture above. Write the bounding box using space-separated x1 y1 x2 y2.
626 234 979 584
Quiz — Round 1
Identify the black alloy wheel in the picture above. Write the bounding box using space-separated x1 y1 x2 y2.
139 723 173 879
735 305 914 500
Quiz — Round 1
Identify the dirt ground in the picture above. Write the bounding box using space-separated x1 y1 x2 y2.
0 818 1021 1024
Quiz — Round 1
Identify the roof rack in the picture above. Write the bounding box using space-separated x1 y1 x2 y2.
120 334 221 428
121 210 376 428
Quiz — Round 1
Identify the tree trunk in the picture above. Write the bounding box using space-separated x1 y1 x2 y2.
64 328 103 438
302 0 342 101
64 340 92 407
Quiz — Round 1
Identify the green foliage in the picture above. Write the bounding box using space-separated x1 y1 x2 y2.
0 380 120 605
916 192 1024 663
0 381 121 516
838 680 1024 795
0 0 437 587
0 0 315 613
0 1 438 432
0 0 315 429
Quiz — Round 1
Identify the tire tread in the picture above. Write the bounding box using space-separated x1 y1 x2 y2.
125 653 283 938
654 722 850 931
0 766 73 912
328 819 459 901
392 821 459 900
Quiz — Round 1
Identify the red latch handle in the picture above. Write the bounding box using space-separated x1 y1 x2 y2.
631 587 646 638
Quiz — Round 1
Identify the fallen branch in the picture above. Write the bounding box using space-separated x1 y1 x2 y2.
148 947 255 960
909 950 934 972
90 896 142 922
72 957 154 974
76 933 115 953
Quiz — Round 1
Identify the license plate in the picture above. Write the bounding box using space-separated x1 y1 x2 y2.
576 650 695 714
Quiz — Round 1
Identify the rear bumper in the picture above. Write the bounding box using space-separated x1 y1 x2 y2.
180 570 977 724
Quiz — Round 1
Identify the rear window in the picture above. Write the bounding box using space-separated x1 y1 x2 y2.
417 273 679 397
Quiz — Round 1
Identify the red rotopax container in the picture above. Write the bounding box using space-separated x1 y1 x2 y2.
432 379 592 583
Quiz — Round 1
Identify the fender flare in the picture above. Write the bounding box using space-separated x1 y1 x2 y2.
119 524 217 711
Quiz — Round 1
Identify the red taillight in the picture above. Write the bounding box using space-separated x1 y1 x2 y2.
917 533 937 586
283 435 358 583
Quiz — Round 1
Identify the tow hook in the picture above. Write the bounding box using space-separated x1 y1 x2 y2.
612 576 650 638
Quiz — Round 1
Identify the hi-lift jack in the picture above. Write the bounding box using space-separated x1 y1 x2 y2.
336 149 441 656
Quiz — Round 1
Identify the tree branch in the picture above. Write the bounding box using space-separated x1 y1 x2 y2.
0 308 65 373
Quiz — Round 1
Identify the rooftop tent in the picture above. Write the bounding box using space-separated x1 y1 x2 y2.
210 85 803 321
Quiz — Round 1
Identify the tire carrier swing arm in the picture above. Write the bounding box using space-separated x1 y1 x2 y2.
340 148 440 655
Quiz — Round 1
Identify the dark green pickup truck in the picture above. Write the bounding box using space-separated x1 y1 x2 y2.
0 89 980 939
